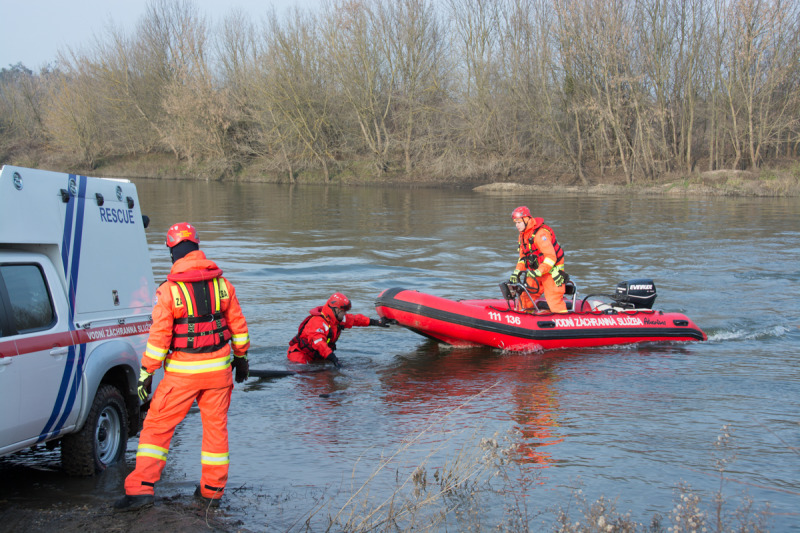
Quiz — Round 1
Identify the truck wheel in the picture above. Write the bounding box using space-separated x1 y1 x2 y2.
61 384 129 476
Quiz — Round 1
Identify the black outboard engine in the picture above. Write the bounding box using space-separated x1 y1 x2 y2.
612 279 657 309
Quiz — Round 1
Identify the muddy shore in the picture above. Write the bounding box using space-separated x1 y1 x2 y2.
0 499 241 533
0 454 246 533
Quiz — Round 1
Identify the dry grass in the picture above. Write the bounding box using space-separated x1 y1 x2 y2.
313 382 503 532
218 392 792 533
292 416 787 533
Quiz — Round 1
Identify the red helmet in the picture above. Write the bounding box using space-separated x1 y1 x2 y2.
511 206 532 220
326 292 352 312
166 222 199 248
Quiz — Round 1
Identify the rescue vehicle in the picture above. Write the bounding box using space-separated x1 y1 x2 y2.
0 165 156 475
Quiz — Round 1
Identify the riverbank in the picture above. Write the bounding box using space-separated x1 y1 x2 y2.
472 169 800 197
10 151 800 196
0 498 242 533
104 155 800 196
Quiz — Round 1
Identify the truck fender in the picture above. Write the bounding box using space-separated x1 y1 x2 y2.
77 339 145 437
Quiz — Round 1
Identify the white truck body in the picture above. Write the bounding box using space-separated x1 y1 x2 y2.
0 165 156 475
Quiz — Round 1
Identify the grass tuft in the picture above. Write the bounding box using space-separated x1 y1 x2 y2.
261 408 782 532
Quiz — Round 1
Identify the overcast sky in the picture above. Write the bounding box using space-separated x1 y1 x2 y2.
0 0 317 70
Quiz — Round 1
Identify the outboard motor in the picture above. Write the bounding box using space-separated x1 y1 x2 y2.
612 279 657 309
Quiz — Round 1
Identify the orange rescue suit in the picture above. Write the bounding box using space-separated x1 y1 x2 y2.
124 250 250 501
516 217 567 313
287 303 371 364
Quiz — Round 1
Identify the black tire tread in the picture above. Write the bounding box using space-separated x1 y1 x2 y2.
61 384 129 476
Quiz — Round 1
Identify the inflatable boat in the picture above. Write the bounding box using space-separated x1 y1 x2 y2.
375 278 706 352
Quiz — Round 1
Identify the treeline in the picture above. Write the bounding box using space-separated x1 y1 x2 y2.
1 0 799 184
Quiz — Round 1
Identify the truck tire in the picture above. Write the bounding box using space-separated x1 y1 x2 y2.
61 384 129 476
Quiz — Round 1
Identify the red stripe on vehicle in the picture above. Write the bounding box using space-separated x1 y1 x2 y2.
0 321 152 357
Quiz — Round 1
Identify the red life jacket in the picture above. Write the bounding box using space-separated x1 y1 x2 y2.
518 218 565 269
169 277 231 353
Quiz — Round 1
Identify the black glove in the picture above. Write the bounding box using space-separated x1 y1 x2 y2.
231 355 249 383
138 367 153 402
552 270 569 287
327 353 341 368
370 317 391 327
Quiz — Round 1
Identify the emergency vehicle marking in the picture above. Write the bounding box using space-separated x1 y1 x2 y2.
490 310 646 328
83 323 152 340
0 332 68 354
99 207 136 224
0 322 151 356
49 343 87 441
39 174 88 442
553 315 644 328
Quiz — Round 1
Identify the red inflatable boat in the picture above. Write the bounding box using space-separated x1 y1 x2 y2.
375 279 706 352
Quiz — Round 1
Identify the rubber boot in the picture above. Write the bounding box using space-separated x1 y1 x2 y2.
113 494 155 512
194 485 221 508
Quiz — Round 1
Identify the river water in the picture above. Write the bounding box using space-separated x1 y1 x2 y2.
5 181 800 531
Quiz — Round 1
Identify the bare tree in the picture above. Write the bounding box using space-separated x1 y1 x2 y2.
0 64 48 146
214 10 273 171
137 0 237 169
447 0 503 159
44 57 107 168
376 0 445 175
257 8 339 182
520 0 592 184
727 0 799 169
322 0 395 175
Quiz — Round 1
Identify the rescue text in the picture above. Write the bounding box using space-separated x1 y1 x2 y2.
99 207 136 224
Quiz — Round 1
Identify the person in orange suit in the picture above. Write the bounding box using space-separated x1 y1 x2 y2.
287 293 389 367
509 206 569 313
115 222 250 511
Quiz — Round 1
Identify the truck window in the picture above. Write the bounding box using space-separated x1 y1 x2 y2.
0 264 55 333
0 295 7 337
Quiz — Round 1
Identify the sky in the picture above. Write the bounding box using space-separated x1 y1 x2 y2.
0 0 317 70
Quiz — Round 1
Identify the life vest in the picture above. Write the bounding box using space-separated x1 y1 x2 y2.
518 218 564 269
289 308 341 358
169 278 232 353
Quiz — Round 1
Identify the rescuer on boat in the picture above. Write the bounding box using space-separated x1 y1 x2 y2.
287 292 389 367
115 222 250 512
509 206 569 313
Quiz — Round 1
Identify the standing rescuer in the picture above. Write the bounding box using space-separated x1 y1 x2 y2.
114 222 250 512
287 292 389 367
509 206 569 313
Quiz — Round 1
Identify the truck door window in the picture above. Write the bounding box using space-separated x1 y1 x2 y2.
0 264 55 333
0 292 7 337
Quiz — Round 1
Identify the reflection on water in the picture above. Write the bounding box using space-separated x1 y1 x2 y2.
381 345 567 469
509 364 564 469
2 181 798 530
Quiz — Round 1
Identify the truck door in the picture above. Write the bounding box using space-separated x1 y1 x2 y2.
0 259 77 448
0 285 20 450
